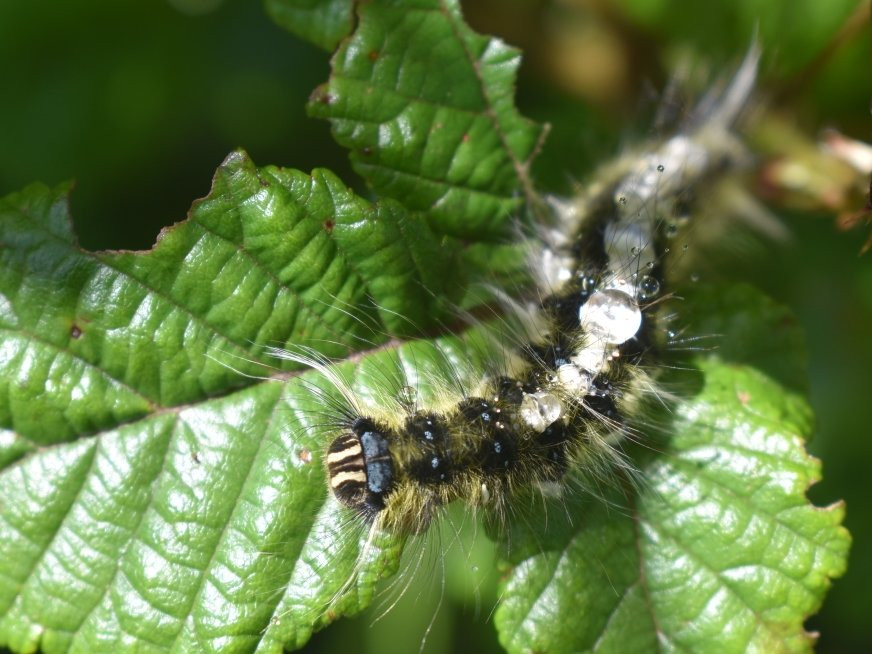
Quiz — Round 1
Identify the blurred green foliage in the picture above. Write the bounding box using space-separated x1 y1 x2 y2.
0 0 353 251
1 0 869 652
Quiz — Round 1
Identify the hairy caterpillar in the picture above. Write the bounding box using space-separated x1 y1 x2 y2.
215 50 775 654
273 48 762 546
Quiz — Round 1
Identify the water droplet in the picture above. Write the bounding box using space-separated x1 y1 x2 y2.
638 275 661 300
665 222 680 237
579 289 642 344
690 272 700 282
657 164 665 172
630 246 640 256
520 391 563 432
682 243 689 252
646 261 655 269
618 196 628 205
581 274 598 292
556 364 591 394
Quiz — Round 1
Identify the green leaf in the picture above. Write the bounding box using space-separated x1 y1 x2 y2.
0 162 469 653
0 366 405 654
264 0 354 52
493 286 851 654
308 0 547 239
676 283 809 392
0 169 483 649
0 150 461 448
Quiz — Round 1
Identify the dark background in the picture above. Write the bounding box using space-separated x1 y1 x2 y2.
1 1 869 652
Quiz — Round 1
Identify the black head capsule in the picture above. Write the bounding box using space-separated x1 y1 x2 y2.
326 417 395 519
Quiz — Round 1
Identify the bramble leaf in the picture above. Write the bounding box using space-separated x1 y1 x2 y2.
494 286 850 654
0 159 464 654
0 150 461 447
307 0 547 239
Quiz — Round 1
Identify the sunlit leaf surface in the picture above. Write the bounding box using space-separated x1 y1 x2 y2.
308 0 546 239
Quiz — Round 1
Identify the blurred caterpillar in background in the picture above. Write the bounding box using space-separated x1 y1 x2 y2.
274 47 762 563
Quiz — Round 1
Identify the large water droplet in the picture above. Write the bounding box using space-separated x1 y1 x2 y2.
579 289 642 344
519 392 563 432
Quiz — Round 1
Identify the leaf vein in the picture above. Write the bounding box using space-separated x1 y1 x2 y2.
0 327 158 409
1 440 98 618
168 386 287 649
68 416 177 643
